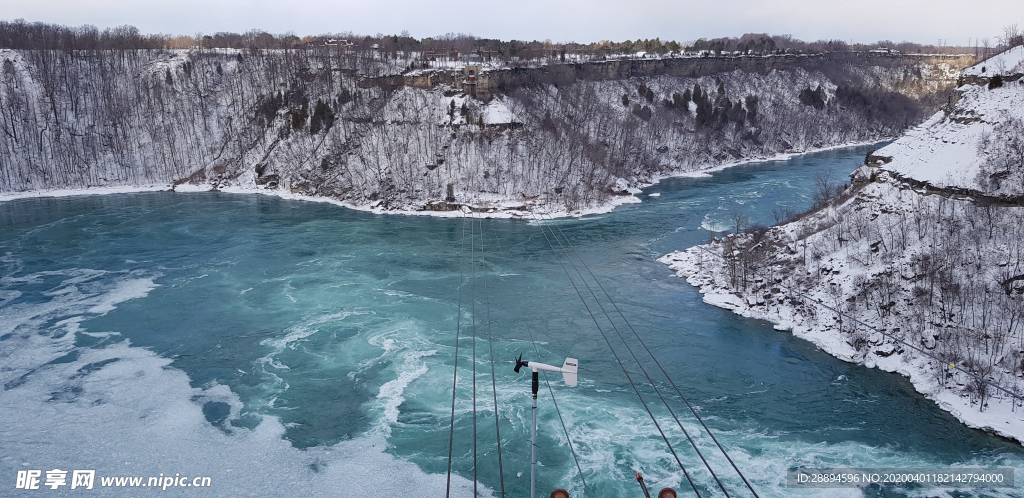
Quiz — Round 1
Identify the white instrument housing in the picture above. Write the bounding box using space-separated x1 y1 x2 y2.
527 358 578 387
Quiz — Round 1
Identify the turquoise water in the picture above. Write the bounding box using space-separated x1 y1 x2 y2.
2 144 1023 497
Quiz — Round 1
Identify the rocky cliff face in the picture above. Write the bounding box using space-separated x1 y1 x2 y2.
858 45 1024 199
0 48 968 214
394 52 972 100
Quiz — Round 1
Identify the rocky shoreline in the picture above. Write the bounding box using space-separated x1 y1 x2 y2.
659 217 1024 445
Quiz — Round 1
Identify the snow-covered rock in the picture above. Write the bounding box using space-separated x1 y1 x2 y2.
0 48 969 218
874 46 1024 194
664 46 1024 444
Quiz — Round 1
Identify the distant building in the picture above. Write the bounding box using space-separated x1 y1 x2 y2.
421 48 459 62
323 39 353 49
476 49 499 62
463 65 481 84
463 65 487 98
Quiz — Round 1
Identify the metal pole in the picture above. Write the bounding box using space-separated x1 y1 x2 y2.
531 370 539 498
636 473 652 498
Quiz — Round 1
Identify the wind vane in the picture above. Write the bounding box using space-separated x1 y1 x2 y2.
513 353 578 498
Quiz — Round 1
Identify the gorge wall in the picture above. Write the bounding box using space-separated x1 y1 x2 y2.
0 48 971 213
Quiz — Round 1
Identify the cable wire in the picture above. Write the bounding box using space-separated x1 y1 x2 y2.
489 220 590 496
540 214 733 497
532 214 702 497
471 214 479 496
545 215 762 497
479 216 507 497
446 213 469 498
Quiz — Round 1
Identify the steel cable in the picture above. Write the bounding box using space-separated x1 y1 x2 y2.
489 219 590 496
540 214 733 497
446 213 469 497
477 215 507 497
531 214 702 497
546 215 763 497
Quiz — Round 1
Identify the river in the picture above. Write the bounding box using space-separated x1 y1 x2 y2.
2 144 1021 497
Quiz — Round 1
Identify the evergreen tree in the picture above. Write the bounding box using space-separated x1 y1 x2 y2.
291 104 308 130
989 75 1003 89
744 95 759 123
799 85 826 109
309 99 335 134
719 100 732 128
695 98 712 126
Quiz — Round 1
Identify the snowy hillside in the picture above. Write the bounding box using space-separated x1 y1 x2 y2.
868 45 1024 195
664 46 1024 442
0 49 967 215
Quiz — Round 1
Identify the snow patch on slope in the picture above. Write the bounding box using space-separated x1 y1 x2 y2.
875 46 1024 191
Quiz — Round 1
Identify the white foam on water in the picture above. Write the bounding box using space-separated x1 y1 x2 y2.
1 327 483 497
253 312 372 402
373 349 435 437
260 326 319 352
257 311 371 372
86 277 158 314
0 289 21 306
382 289 418 298
700 213 731 233
0 267 484 497
255 325 320 380
362 320 441 437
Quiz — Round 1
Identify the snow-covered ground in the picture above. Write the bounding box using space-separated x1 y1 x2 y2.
0 140 881 220
660 202 1024 443
664 46 1024 444
1 48 966 216
872 45 1024 192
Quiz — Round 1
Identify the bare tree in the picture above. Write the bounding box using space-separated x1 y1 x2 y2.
1000 24 1023 48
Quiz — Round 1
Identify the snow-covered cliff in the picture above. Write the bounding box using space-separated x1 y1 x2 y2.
0 48 967 215
663 47 1024 442
861 45 1024 196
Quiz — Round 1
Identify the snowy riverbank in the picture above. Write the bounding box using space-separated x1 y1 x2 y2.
660 239 1024 444
2 46 962 216
0 181 638 219
0 140 884 220
660 46 1024 444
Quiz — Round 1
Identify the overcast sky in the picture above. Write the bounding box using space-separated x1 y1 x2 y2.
1 0 1021 46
